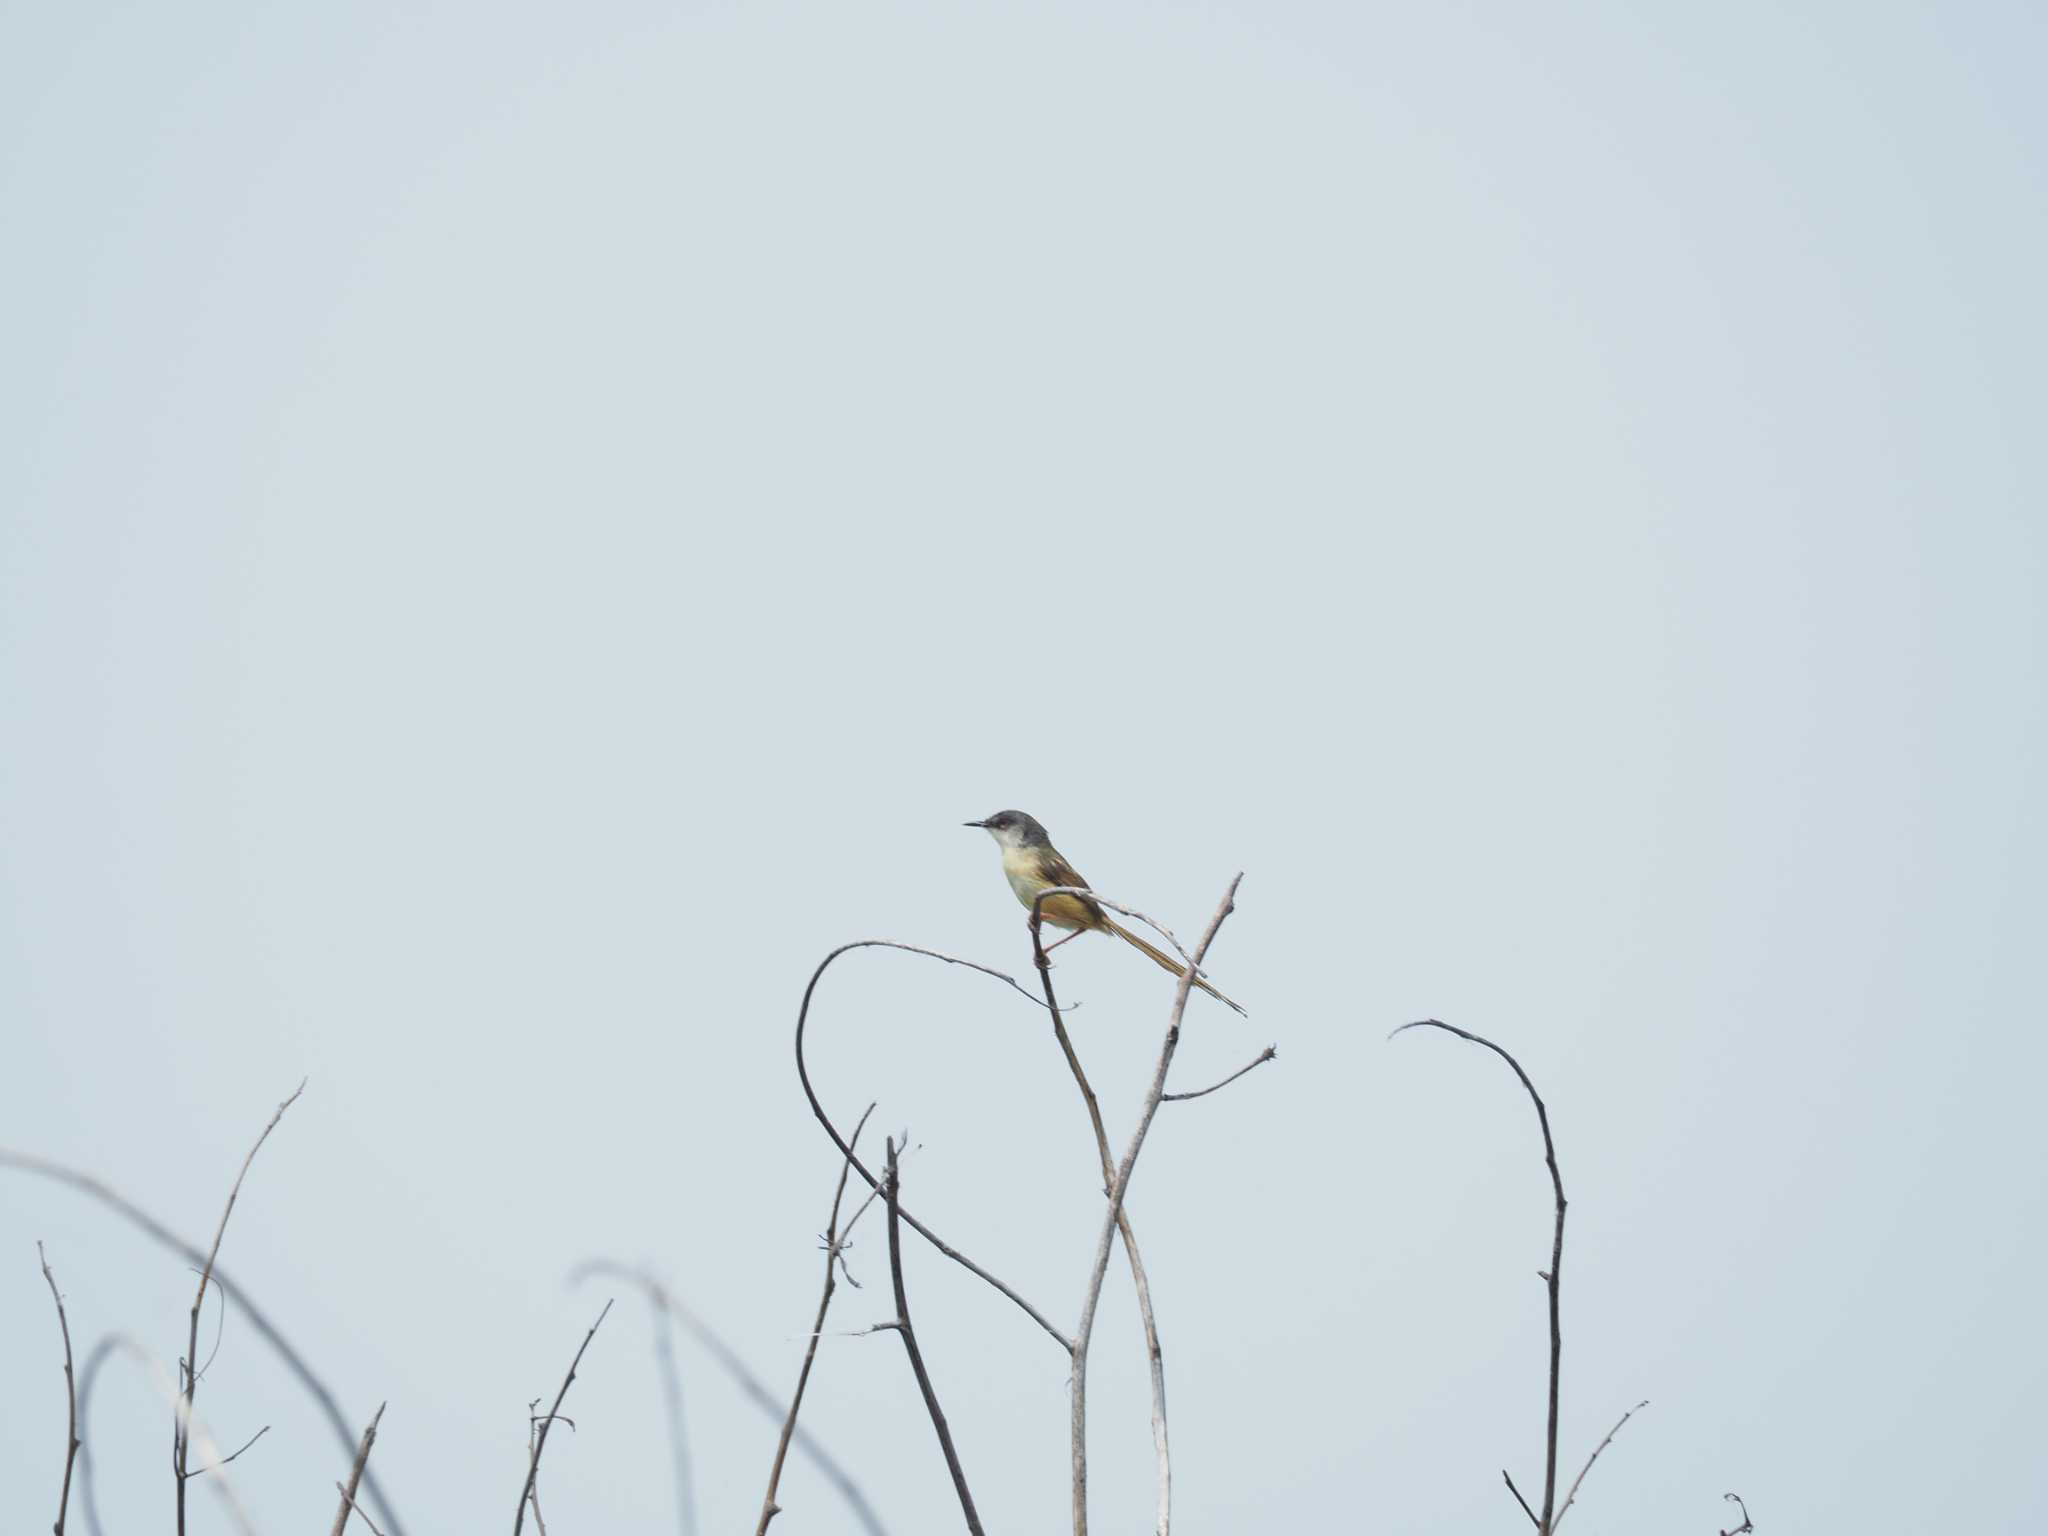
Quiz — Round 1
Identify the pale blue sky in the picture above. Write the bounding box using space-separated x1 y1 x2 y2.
3 2 2043 1531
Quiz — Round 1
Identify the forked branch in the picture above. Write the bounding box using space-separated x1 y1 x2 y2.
514 1301 613 1536
330 1403 387 1536
756 1105 875 1535
1070 875 1242 1536
880 1137 984 1535
176 1080 305 1536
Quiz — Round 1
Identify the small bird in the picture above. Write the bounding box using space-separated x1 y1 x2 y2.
965 809 1245 1015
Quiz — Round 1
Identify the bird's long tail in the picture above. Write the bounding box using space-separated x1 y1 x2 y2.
1102 917 1247 1016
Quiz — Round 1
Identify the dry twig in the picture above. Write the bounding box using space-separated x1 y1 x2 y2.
1391 1020 1567 1533
1028 894 1177 1534
176 1080 305 1536
1162 1046 1277 1103
755 1104 875 1534
1719 1492 1755 1534
37 1242 80 1536
329 1402 387 1536
879 1136 984 1534
0 1151 408 1536
570 1262 888 1536
1552 1400 1648 1530
1070 875 1241 1536
515 1300 613 1536
794 940 1071 1350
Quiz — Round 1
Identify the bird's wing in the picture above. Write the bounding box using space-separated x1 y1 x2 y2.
1032 848 1106 929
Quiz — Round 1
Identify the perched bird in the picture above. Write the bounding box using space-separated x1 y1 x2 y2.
965 809 1245 1015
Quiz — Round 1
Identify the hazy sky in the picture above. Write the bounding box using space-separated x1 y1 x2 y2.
3 2 2043 1532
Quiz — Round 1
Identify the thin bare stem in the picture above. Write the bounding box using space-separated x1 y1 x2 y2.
38 1242 80 1536
794 940 1072 1351
1071 876 1241 1536
1162 1046 1277 1103
569 1263 888 1536
329 1403 387 1536
1719 1493 1755 1535
1505 1470 1540 1528
176 1079 305 1536
1551 1400 1648 1530
514 1301 612 1536
0 1152 409 1536
1392 1020 1566 1533
188 1423 268 1475
756 1105 875 1535
98 1335 258 1536
1029 902 1174 1535
881 1137 984 1535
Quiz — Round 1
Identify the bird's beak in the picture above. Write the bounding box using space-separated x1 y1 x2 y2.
963 819 988 828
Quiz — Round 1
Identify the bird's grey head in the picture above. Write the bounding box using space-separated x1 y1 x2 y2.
964 809 1051 849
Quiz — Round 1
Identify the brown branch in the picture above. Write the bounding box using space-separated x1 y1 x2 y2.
881 1137 984 1534
1719 1492 1755 1534
514 1300 613 1536
38 1242 80 1536
1162 1046 1277 1103
334 1484 388 1536
1392 1020 1566 1533
0 1153 409 1536
176 1079 305 1536
794 940 1072 1351
1028 899 1174 1534
1551 1400 1648 1530
756 1104 875 1535
329 1403 387 1536
570 1262 888 1536
1072 876 1241 1536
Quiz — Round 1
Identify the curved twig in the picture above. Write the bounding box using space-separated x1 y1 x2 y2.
515 1301 612 1536
570 1263 888 1536
1719 1492 1755 1535
794 941 1072 1351
1072 876 1241 1536
1392 1020 1566 1533
0 1152 407 1536
1162 1046 1277 1103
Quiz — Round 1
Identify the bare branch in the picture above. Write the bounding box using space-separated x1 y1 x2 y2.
188 1423 269 1476
1551 1400 1648 1530
329 1403 387 1536
756 1105 875 1535
334 1483 389 1536
0 1152 409 1536
97 1335 258 1536
1072 876 1241 1536
177 1079 306 1536
37 1242 80 1536
570 1263 887 1536
794 940 1072 1351
1504 1470 1540 1529
1162 1046 1277 1103
881 1137 984 1534
1719 1492 1755 1535
1393 1020 1566 1532
1030 886 1196 966
514 1301 613 1536
1029 905 1175 1534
